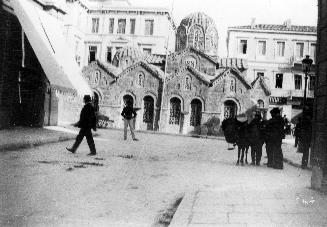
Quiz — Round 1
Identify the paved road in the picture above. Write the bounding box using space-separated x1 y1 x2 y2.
0 129 316 226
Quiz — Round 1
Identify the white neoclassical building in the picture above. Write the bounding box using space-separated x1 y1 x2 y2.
227 19 317 120
64 0 176 68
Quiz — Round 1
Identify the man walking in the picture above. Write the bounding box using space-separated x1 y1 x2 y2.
265 108 285 169
66 95 97 155
121 100 138 141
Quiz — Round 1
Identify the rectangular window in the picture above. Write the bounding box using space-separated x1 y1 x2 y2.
117 19 126 34
258 41 266 55
276 41 285 57
130 19 135 34
310 43 316 61
106 47 112 63
109 18 114 34
309 75 315 90
239 40 247 54
91 18 99 33
145 19 154 35
296 43 304 58
143 48 151 56
257 72 264 77
294 74 302 90
275 73 283 88
89 46 97 63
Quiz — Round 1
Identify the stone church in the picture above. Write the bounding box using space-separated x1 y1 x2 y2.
82 12 271 135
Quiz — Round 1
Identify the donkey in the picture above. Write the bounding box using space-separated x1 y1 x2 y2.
235 120 250 165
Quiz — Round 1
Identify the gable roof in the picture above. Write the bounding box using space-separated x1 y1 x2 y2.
211 67 251 89
83 60 121 79
251 75 271 96
229 24 316 33
116 60 164 81
169 47 218 65
185 66 213 86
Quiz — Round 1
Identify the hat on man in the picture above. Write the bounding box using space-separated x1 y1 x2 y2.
83 95 91 103
270 107 280 115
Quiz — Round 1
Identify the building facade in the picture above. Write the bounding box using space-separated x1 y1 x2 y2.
311 0 327 192
65 0 175 69
227 20 317 120
82 12 270 135
0 0 92 128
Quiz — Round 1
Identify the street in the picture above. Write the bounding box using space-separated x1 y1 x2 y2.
0 129 314 226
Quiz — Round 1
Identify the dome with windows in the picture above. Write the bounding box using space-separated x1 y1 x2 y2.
112 46 145 69
176 12 219 56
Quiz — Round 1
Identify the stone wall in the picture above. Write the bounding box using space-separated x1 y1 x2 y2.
311 0 327 192
83 62 163 131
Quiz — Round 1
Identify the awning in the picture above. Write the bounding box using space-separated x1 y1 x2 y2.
11 0 92 96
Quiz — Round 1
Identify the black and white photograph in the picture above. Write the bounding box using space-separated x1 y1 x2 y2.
0 0 326 226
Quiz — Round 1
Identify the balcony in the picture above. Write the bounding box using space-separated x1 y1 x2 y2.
291 89 314 98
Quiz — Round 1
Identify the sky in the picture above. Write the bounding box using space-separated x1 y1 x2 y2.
130 0 318 57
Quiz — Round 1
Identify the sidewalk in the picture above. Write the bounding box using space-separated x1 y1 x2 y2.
0 126 78 152
282 137 311 169
170 186 327 227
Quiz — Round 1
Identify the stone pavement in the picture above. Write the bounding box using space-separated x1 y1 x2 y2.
170 185 327 227
0 126 77 151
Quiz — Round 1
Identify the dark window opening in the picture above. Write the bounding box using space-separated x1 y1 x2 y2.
89 46 97 63
294 74 302 90
190 99 202 126
275 73 283 88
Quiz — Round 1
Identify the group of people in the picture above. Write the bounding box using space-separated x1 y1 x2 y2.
223 106 313 169
66 95 138 156
222 107 286 169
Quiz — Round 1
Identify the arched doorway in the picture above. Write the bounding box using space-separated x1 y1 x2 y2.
143 96 154 130
93 92 99 113
168 97 182 133
224 100 237 119
190 99 202 127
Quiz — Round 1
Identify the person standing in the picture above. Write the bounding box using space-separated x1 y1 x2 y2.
248 112 264 166
298 113 312 169
66 95 97 155
294 117 302 148
265 108 285 169
121 100 138 141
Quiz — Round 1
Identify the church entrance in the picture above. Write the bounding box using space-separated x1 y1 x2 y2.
190 99 202 133
168 97 182 133
143 96 154 130
224 100 237 119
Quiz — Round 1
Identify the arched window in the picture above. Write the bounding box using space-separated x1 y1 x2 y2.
230 78 236 92
138 73 144 87
258 99 264 108
169 97 181 125
190 99 202 126
184 76 191 90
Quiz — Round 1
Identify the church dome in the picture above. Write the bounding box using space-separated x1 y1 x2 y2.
176 12 219 56
112 46 144 69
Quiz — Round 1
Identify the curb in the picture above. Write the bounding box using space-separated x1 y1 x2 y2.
283 157 312 170
0 135 75 152
169 190 198 227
